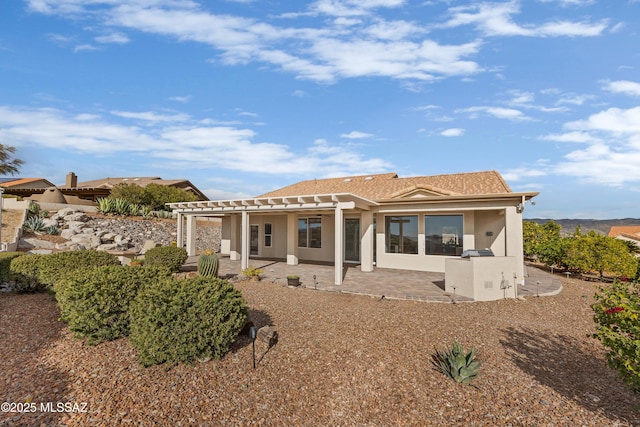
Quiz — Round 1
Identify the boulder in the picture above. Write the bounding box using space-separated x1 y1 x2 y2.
64 212 89 222
70 234 101 249
19 237 56 250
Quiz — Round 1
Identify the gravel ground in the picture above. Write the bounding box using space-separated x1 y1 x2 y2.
1 276 639 426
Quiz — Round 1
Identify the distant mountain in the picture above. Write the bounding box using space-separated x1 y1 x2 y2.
526 218 640 236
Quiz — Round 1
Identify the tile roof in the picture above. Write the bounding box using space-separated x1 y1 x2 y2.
0 177 54 187
258 170 513 201
608 226 640 238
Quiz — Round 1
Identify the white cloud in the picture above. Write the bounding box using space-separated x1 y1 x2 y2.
565 107 640 135
545 106 640 186
311 0 406 17
541 131 601 144
441 1 608 37
26 0 483 83
73 44 98 52
457 106 533 121
169 95 192 103
340 131 373 139
440 128 464 137
603 80 640 97
95 32 130 44
110 110 191 123
501 167 546 182
0 105 391 177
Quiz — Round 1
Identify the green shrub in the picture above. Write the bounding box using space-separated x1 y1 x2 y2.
593 279 640 392
0 252 27 285
144 246 188 273
43 251 121 290
55 265 173 345
10 254 49 292
9 250 121 292
432 340 481 385
129 276 247 367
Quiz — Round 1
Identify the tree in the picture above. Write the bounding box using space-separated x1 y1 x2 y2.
108 183 199 211
564 230 637 278
523 220 565 268
109 183 149 205
143 183 198 210
0 144 24 175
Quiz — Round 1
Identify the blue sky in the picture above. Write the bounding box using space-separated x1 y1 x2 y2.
1 0 639 219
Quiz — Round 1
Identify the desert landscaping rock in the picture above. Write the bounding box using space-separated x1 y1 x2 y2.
18 209 221 254
1 276 639 426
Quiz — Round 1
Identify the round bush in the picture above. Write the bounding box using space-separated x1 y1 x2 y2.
143 246 188 273
55 265 173 345
10 254 49 293
129 276 247 367
10 250 121 292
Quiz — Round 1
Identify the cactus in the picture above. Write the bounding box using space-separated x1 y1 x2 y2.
432 339 481 384
198 250 219 278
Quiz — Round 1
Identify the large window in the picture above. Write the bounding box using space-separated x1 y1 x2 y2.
425 215 463 256
385 215 418 254
298 217 322 248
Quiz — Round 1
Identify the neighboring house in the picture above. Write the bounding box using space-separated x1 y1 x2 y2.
77 175 209 201
169 170 538 300
608 226 640 251
0 177 55 190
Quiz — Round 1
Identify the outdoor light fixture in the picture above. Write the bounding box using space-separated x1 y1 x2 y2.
313 274 317 290
536 281 541 298
249 323 257 369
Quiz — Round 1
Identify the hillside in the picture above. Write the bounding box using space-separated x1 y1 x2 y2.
526 218 640 236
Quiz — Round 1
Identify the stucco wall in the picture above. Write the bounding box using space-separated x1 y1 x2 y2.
445 256 519 301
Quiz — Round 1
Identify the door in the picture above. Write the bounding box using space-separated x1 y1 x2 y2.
344 218 360 262
250 224 259 255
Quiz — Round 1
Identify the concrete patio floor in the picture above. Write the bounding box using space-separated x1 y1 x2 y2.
184 255 562 303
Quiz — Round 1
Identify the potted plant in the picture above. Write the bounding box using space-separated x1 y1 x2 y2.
287 275 300 286
242 266 263 281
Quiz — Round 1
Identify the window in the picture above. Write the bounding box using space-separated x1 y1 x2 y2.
385 215 418 254
425 215 463 256
298 217 322 248
264 223 272 247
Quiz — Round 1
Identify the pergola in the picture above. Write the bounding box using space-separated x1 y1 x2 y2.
169 193 378 285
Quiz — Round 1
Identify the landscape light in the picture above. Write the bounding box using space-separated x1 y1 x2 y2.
249 324 257 369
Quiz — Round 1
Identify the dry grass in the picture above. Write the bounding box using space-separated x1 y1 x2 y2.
1 276 639 426
1 209 23 243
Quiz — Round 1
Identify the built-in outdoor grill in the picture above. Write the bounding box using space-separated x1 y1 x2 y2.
460 249 495 258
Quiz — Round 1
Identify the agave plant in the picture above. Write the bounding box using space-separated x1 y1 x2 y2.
96 197 115 214
128 203 141 216
22 216 46 233
113 198 130 216
432 340 481 384
44 225 60 235
140 205 153 218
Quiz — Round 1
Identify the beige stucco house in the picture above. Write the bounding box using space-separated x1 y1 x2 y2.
169 171 538 300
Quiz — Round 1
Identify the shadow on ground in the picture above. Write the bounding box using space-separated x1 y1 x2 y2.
500 326 640 425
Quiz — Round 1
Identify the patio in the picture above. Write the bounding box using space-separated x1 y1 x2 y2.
184 255 562 303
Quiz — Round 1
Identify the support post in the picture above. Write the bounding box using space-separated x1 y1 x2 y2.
286 213 298 265
334 205 344 285
185 215 197 256
241 211 249 271
176 212 184 249
360 211 374 272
